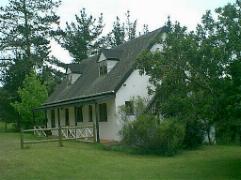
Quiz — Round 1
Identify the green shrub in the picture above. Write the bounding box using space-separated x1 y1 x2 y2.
158 118 185 155
121 115 185 155
183 120 205 149
215 122 240 145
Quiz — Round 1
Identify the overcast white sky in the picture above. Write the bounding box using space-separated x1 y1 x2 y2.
0 0 236 63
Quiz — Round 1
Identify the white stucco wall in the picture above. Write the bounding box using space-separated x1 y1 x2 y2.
47 70 151 141
115 70 151 107
114 70 152 141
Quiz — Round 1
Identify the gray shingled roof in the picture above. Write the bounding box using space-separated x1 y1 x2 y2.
66 64 83 74
43 28 164 106
101 48 123 60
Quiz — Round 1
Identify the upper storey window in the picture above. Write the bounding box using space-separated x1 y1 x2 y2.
66 64 82 85
99 61 107 76
97 49 121 76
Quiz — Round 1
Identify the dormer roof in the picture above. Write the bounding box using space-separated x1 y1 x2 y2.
66 63 84 74
98 49 123 62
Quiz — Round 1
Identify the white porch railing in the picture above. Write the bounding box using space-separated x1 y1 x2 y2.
33 125 94 139
20 125 95 149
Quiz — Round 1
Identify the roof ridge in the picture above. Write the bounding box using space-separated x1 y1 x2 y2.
111 26 164 50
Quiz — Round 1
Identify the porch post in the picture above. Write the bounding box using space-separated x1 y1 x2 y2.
74 107 77 140
57 108 63 147
44 110 47 128
92 104 97 143
95 102 100 143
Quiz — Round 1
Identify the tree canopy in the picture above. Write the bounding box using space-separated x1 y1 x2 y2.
55 8 105 63
11 72 48 128
137 0 241 144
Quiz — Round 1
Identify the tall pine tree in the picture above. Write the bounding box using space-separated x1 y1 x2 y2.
106 10 138 48
55 8 105 63
106 16 125 47
0 0 63 124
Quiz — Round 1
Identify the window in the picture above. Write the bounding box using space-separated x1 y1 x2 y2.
65 109 69 126
99 103 107 122
51 110 55 128
89 105 93 122
75 106 83 122
125 101 134 115
99 62 107 76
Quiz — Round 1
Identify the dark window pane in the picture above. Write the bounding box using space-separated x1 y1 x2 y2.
99 63 107 76
125 101 134 115
51 110 55 128
65 109 69 126
89 105 93 122
99 103 107 122
76 106 83 122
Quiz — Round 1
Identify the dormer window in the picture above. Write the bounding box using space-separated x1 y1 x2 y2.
97 49 122 76
99 61 107 76
66 64 82 85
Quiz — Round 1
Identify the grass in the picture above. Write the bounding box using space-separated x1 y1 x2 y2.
0 132 240 180
0 122 16 132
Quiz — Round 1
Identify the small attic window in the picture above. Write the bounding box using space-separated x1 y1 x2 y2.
99 62 107 76
97 49 121 76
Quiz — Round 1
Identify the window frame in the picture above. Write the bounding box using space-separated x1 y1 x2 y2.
88 105 93 122
99 61 107 76
51 110 56 128
75 106 83 123
65 108 69 126
125 101 134 115
99 103 107 122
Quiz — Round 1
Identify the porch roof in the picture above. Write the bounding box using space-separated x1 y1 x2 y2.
34 92 114 111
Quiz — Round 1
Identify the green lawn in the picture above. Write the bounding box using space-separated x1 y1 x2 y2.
0 133 240 180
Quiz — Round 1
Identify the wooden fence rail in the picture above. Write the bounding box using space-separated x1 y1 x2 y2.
20 125 95 149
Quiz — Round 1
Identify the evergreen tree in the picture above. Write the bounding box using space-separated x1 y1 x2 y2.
0 0 63 124
106 10 138 48
142 24 149 35
0 0 61 66
125 10 137 40
106 16 125 47
55 8 105 63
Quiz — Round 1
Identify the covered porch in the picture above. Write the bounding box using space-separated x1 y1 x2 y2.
34 92 117 142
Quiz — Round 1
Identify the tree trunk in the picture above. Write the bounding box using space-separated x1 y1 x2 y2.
207 128 212 145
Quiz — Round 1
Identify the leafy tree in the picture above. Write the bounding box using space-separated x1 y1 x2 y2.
12 72 48 129
137 1 241 145
137 22 208 146
55 8 105 63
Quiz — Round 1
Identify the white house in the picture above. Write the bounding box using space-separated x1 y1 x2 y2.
39 27 167 142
